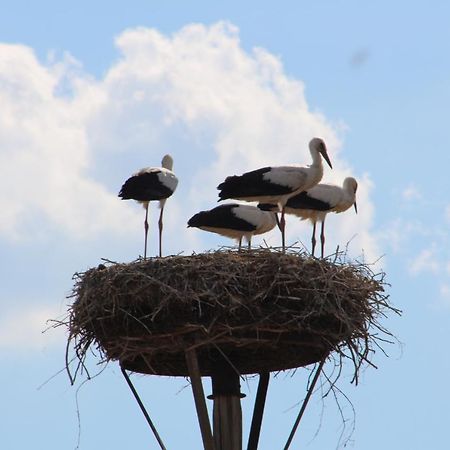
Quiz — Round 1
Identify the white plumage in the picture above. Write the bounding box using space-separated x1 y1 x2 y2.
261 177 358 257
119 154 178 258
217 138 333 250
187 203 278 250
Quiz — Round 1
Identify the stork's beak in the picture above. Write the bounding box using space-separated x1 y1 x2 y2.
354 202 358 214
275 214 282 231
320 146 333 169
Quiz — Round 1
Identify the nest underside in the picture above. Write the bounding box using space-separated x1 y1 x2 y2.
66 249 395 378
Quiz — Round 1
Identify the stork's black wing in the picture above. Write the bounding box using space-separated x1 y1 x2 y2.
119 171 174 201
286 191 332 211
217 167 293 200
188 204 256 231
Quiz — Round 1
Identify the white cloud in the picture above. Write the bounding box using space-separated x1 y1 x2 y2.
0 22 377 259
401 184 422 201
0 305 64 352
377 217 441 255
408 248 440 275
0 44 136 241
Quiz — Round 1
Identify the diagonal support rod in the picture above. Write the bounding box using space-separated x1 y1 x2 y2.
283 358 326 450
247 372 270 450
120 366 166 450
185 349 215 450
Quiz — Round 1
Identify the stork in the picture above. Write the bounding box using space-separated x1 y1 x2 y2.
217 138 332 251
187 203 279 251
118 154 178 259
260 177 358 258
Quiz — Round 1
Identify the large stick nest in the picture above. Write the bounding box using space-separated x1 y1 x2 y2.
66 249 398 379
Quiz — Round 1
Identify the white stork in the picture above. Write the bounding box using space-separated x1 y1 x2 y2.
217 138 332 251
260 177 358 258
118 154 178 259
187 203 279 251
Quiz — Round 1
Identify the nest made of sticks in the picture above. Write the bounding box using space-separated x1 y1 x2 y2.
65 248 398 381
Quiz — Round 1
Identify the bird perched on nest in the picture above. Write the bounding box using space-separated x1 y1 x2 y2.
216 138 332 251
118 154 178 259
187 203 279 251
259 177 358 258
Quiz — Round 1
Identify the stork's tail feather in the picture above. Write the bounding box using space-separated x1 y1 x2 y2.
217 176 242 201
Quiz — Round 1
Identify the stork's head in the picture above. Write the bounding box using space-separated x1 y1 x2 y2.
309 138 332 169
343 177 358 213
161 154 174 170
257 203 280 212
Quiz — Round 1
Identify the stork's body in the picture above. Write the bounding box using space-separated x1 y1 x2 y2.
217 138 332 250
188 203 278 250
261 177 358 257
119 154 178 258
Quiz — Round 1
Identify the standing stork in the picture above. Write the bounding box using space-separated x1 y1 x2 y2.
187 203 279 251
217 138 332 251
260 177 358 257
118 154 178 259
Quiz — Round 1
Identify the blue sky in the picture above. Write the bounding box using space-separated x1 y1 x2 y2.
1 1 449 449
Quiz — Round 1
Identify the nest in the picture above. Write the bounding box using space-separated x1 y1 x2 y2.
65 249 397 380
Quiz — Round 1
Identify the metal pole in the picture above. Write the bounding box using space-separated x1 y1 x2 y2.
283 358 326 450
120 367 166 450
209 355 245 450
185 349 215 450
247 372 270 450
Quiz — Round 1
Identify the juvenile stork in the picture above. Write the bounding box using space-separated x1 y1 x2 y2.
187 203 279 251
260 177 358 257
118 154 178 259
217 138 332 251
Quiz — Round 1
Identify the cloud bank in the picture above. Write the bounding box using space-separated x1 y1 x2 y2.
0 22 376 258
0 305 64 352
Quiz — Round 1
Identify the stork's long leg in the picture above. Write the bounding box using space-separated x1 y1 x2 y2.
144 203 149 260
248 237 252 251
280 206 286 252
158 206 164 257
311 221 317 257
238 237 242 252
320 219 325 258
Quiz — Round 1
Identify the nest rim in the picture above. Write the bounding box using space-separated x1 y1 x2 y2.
64 248 398 381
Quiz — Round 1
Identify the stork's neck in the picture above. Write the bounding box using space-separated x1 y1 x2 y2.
310 147 323 168
308 162 323 191
343 185 355 205
341 179 356 203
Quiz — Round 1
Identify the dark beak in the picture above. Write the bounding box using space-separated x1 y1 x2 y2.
354 202 358 214
321 147 333 169
275 214 281 231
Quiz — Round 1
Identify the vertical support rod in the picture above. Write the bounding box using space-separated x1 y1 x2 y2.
212 394 242 450
209 356 244 450
283 358 326 450
120 367 166 450
185 349 215 450
246 372 270 450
